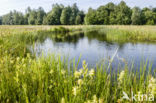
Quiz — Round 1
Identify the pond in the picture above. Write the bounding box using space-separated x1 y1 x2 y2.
30 30 156 70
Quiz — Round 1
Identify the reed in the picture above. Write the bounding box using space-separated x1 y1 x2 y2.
0 25 156 103
0 54 155 102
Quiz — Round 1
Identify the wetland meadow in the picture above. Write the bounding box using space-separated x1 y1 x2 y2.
0 25 156 103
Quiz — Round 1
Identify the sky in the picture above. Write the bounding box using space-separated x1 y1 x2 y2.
0 0 156 16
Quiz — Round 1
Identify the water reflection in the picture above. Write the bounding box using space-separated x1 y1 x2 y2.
30 30 156 70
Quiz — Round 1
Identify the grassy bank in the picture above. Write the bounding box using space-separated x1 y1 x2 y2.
0 25 156 103
0 54 156 103
83 26 156 42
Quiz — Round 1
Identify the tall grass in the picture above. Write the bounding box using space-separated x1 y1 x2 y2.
84 25 156 42
0 54 155 103
0 25 156 102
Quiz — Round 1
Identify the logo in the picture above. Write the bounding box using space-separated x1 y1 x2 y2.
122 91 154 102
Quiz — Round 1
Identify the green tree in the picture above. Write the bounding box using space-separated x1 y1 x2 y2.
24 7 32 25
43 15 48 25
115 1 132 24
96 3 116 24
2 12 14 25
28 10 37 25
152 8 156 12
12 10 25 25
85 8 98 25
106 3 117 24
46 4 64 25
145 11 156 25
131 7 141 25
141 8 156 25
36 7 46 25
96 6 109 24
70 3 79 25
76 11 85 24
60 6 72 25
75 15 81 25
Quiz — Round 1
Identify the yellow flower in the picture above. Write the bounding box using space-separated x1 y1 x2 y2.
148 76 156 94
72 86 78 96
79 68 83 74
118 70 125 83
17 57 20 61
7 99 9 103
10 60 14 64
92 95 98 103
83 60 88 69
61 70 66 75
83 60 86 65
29 59 32 63
50 69 54 74
22 58 25 63
85 100 91 103
77 79 83 85
61 97 65 103
149 77 156 84
49 85 53 89
27 53 30 58
74 71 81 78
89 69 95 77
99 98 104 103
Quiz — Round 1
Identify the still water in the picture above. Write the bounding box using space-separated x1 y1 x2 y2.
30 31 156 69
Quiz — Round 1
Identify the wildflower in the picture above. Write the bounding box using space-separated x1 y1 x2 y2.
117 99 121 103
118 70 125 83
7 99 9 103
83 60 88 69
61 97 65 103
149 77 156 84
148 76 156 94
61 70 66 75
22 58 25 63
72 86 79 96
85 100 91 103
79 68 83 74
50 69 54 74
29 59 32 63
74 71 81 78
84 100 91 103
89 69 95 77
17 57 20 61
92 95 98 103
10 60 14 64
99 98 104 103
83 60 86 65
27 53 30 58
49 85 53 89
0 60 3 64
77 79 83 85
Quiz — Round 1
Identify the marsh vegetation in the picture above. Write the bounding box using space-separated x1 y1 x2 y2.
0 26 156 103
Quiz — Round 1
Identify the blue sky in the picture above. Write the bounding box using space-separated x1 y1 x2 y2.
0 0 156 16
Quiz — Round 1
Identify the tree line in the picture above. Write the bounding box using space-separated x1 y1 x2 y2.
0 1 156 25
